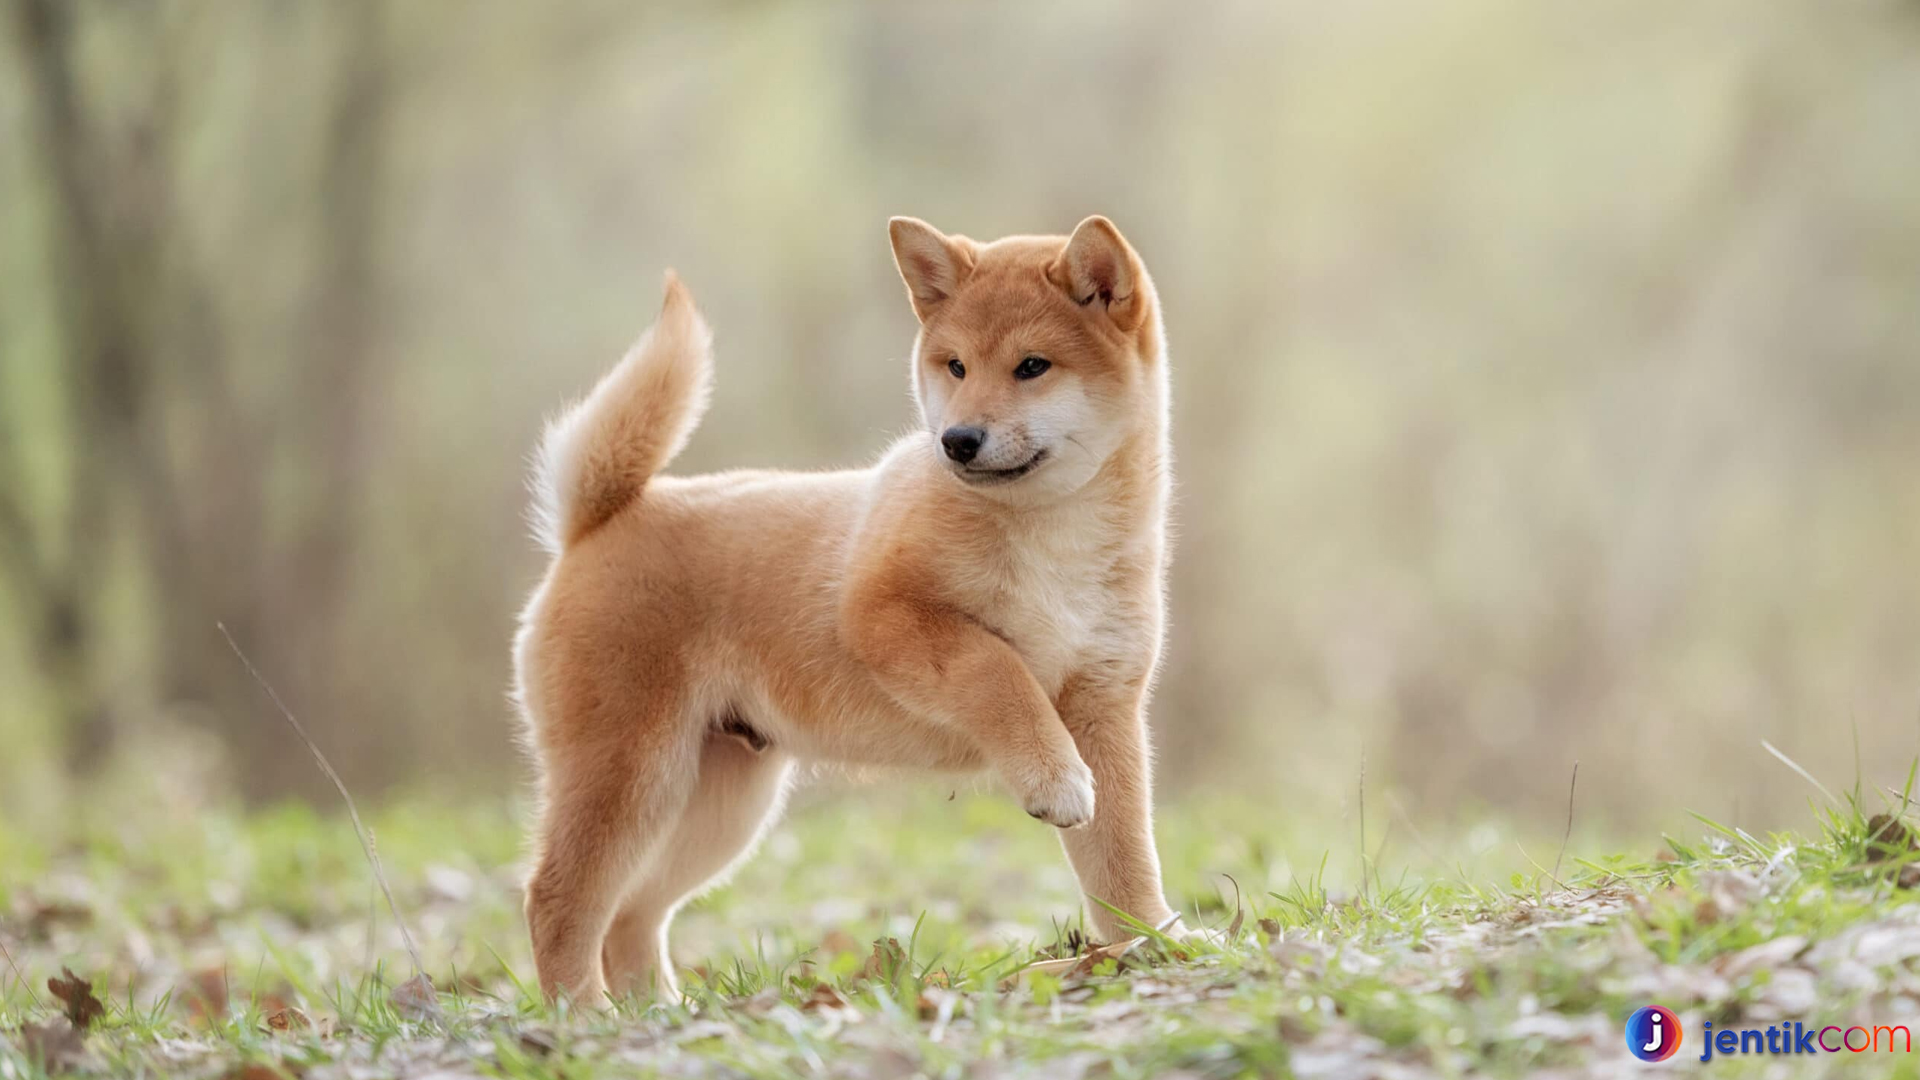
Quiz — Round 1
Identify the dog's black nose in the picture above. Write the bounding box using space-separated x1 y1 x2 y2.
941 426 985 464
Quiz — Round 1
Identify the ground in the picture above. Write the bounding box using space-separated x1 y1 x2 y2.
2 777 1919 1079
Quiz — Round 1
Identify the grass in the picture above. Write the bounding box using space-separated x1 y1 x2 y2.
3 775 1920 1078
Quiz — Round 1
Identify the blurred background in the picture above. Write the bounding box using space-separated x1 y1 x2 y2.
2 0 1916 840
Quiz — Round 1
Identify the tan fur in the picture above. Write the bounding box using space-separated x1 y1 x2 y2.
515 216 1178 1003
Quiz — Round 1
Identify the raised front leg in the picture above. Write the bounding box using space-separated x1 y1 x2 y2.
845 591 1094 827
1053 672 1176 941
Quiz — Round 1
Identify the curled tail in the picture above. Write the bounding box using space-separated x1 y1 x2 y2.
529 271 713 554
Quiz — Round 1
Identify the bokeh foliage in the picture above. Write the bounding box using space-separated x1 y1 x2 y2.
1 0 1916 832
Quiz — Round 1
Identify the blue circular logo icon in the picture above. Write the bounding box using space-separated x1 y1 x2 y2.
1626 1005 1683 1062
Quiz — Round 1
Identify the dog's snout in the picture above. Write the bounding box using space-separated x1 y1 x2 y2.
941 426 986 464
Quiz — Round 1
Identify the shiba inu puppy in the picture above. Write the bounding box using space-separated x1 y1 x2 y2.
514 216 1179 1002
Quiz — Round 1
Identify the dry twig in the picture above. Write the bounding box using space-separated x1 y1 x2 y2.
218 622 424 974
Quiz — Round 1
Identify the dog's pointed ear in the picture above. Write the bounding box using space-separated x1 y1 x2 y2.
1048 216 1145 332
889 217 974 323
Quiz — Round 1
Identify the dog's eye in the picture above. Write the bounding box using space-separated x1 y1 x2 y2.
1014 356 1052 380
948 358 966 379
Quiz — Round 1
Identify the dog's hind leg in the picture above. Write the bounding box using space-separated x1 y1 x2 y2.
524 684 701 1006
601 726 794 999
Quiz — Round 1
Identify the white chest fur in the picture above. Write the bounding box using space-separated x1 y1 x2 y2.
966 501 1158 697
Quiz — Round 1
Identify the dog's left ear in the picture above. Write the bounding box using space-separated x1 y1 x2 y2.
1048 216 1145 332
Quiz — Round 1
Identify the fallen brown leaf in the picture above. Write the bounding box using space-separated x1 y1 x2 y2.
736 987 781 1017
1276 1011 1314 1043
1222 874 1246 942
517 1027 558 1056
389 973 441 1021
184 967 230 1023
1082 936 1145 977
1018 935 1145 981
25 899 93 939
800 982 855 1015
18 1019 87 1073
861 937 908 981
47 968 105 1029
264 1006 311 1033
1868 814 1916 860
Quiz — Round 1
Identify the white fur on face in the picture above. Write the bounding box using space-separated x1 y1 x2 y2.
916 360 1129 502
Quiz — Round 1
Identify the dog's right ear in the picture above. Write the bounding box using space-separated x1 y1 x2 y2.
889 217 973 323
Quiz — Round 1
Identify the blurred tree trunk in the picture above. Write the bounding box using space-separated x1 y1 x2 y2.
140 3 393 800
6 0 147 770
4 0 393 799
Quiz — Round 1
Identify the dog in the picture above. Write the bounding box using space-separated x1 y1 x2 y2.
514 216 1179 1002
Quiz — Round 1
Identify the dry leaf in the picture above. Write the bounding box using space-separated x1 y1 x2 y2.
1221 874 1246 942
389 973 441 1021
1086 936 1144 973
18 1019 87 1073
800 982 851 1012
1019 935 1144 980
737 987 781 1017
25 899 93 939
47 968 106 1030
263 1007 334 1038
517 1027 558 1056
1017 956 1080 980
861 937 908 981
184 967 230 1023
1258 918 1283 937
1868 814 1916 860
662 1021 729 1050
1276 1011 1314 1043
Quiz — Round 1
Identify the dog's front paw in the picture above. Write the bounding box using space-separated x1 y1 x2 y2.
1020 757 1096 829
